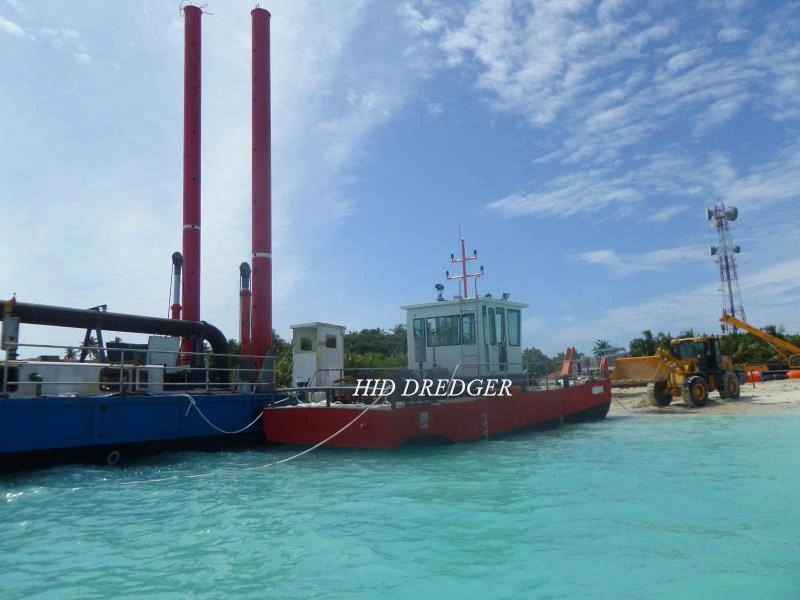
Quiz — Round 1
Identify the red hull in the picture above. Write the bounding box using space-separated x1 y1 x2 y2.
263 380 612 449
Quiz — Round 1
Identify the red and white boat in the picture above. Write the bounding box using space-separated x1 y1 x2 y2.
263 380 611 449
263 238 611 449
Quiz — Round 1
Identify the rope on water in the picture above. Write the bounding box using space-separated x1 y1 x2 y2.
180 392 267 435
122 393 386 485
242 394 388 471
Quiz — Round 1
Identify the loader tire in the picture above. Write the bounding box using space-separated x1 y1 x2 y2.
682 376 708 408
720 371 740 400
646 381 672 406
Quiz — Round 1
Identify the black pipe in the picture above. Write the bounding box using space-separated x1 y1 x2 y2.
3 300 229 382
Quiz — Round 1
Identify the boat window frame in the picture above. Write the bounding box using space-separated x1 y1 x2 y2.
461 313 476 345
507 309 521 347
486 307 497 346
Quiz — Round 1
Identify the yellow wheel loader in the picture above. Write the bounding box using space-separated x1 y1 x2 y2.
611 336 741 408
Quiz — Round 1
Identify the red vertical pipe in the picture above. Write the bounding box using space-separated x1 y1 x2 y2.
181 5 202 354
251 8 272 360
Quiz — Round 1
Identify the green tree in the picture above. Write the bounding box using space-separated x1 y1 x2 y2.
344 325 407 357
78 336 100 361
272 329 293 387
522 346 551 376
592 339 613 358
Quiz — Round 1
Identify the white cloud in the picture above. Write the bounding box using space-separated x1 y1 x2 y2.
576 246 704 276
665 47 708 72
403 0 798 170
717 26 748 42
693 96 746 135
645 204 692 222
0 15 24 37
73 52 90 64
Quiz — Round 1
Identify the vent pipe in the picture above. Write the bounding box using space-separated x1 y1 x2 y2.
239 262 252 359
170 251 183 320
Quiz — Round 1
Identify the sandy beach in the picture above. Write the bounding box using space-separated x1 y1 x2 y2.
609 377 800 417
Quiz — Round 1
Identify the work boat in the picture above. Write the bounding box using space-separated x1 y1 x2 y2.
263 242 612 449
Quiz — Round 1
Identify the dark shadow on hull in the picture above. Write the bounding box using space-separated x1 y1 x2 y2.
564 401 612 423
0 432 267 473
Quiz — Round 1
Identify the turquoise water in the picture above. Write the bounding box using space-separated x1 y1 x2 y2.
2 414 799 599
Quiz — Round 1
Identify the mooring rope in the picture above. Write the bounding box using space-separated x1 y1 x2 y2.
120 393 387 484
241 394 387 471
180 392 266 435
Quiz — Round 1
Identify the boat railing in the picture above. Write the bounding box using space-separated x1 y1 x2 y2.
0 341 276 397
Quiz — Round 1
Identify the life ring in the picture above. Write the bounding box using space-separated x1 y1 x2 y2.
106 450 121 466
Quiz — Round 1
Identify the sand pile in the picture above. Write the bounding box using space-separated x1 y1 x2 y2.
609 378 800 417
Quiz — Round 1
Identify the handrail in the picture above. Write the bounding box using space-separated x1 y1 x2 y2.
0 341 275 396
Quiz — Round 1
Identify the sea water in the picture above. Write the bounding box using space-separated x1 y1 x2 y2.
1 413 799 599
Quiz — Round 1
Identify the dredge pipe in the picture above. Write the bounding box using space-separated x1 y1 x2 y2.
2 300 229 382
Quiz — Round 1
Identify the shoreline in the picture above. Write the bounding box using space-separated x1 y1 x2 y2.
608 377 800 417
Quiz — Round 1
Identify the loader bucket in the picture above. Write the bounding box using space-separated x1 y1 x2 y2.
611 356 671 383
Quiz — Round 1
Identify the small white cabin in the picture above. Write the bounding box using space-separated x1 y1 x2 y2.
290 322 346 387
402 295 528 378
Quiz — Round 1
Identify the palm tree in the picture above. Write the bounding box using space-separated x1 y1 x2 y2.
78 336 100 361
592 339 613 358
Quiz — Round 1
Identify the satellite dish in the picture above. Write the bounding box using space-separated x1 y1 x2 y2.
435 283 445 291
709 246 718 256
725 206 738 221
732 245 740 254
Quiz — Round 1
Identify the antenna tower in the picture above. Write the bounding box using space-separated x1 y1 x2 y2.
707 201 745 332
445 232 484 298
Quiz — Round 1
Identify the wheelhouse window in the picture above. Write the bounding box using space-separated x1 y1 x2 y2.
413 318 425 346
427 315 460 346
486 307 497 345
507 309 521 347
495 307 506 345
461 313 476 345
325 335 337 349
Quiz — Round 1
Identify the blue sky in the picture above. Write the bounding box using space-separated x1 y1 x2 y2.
1 0 799 357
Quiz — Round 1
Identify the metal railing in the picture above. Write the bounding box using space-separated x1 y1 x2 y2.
0 341 275 396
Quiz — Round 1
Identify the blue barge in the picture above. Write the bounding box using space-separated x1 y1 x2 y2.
1 299 277 469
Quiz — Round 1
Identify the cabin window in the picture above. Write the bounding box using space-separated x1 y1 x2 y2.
461 313 476 344
426 318 437 346
507 309 520 347
325 335 337 349
495 308 506 345
299 336 313 351
426 315 461 346
486 308 497 345
413 318 425 345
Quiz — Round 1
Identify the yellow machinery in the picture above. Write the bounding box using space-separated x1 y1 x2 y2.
720 314 800 369
611 336 741 408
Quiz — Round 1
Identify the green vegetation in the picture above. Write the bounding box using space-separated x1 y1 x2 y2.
626 326 800 366
343 325 407 372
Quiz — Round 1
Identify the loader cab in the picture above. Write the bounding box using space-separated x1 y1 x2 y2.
671 337 723 372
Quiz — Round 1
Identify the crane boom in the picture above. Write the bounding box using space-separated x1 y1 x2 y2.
720 314 800 365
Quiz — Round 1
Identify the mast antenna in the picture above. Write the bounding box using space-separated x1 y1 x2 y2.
445 230 484 298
